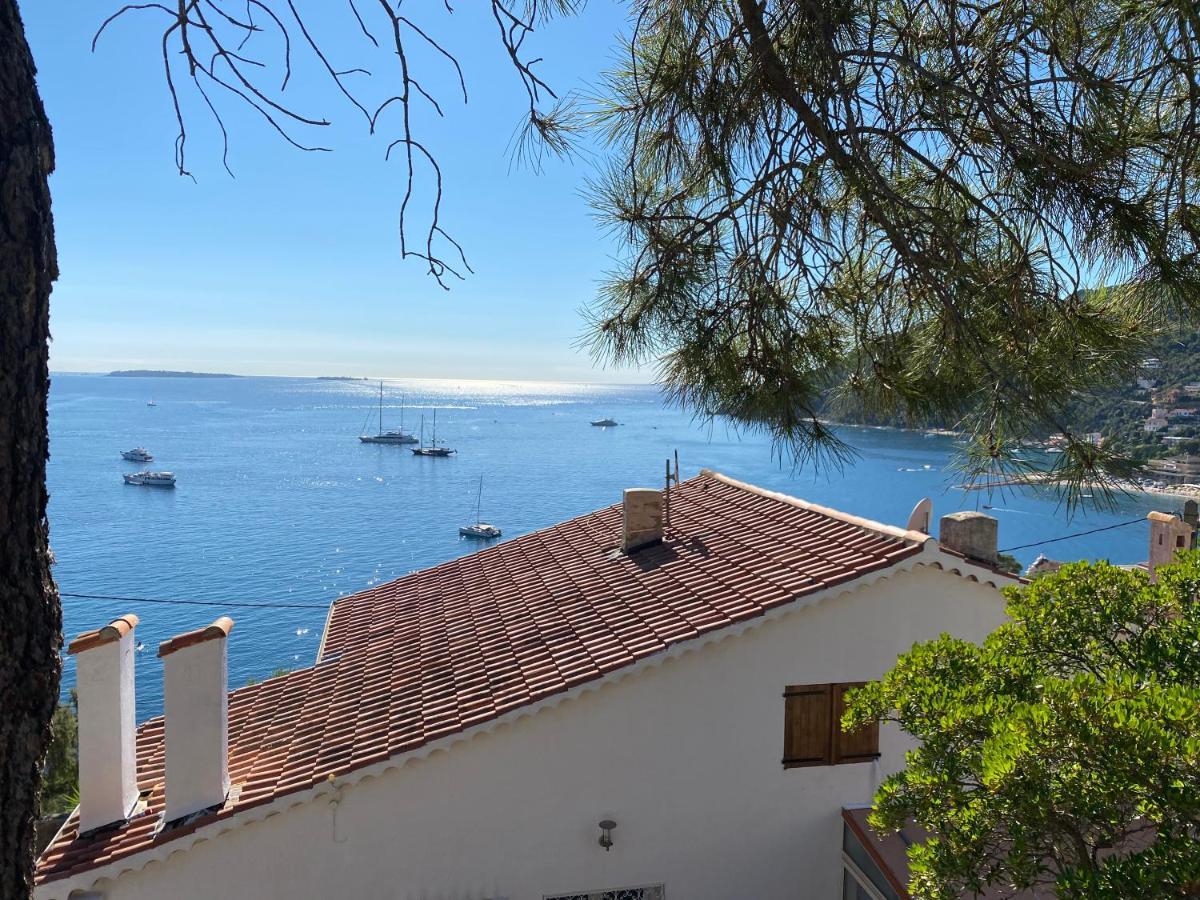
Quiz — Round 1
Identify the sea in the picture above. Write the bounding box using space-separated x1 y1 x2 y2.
49 373 1168 720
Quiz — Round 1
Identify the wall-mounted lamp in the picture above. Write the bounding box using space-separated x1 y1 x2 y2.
598 819 617 851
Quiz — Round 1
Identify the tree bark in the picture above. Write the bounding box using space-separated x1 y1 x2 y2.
0 0 60 897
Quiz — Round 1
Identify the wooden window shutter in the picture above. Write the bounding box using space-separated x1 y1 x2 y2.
783 683 832 767
831 682 880 764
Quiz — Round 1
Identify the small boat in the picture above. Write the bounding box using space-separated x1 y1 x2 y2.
146 398 157 407
460 476 501 539
123 470 176 487
411 410 455 457
460 522 502 539
591 418 618 427
359 381 418 444
121 447 153 462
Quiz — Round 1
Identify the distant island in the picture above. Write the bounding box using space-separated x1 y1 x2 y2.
107 370 242 378
315 376 369 382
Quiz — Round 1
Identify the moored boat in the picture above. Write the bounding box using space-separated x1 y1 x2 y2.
123 471 176 487
460 522 502 538
411 410 455 457
460 476 501 539
359 381 418 444
591 418 618 427
121 447 153 462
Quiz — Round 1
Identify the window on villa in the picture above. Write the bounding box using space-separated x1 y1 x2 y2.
842 821 902 900
545 885 665 900
783 682 880 768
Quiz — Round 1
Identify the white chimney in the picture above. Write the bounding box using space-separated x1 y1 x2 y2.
68 614 140 833
159 617 234 822
622 488 663 552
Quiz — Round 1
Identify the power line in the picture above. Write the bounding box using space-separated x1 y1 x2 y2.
59 517 1152 605
998 517 1146 554
59 591 330 610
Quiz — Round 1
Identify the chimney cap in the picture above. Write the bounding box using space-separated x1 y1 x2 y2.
68 614 140 655
158 616 234 658
1148 510 1181 523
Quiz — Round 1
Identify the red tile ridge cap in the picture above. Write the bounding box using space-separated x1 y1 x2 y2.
158 616 235 657
1147 510 1181 523
313 595 339 663
67 614 140 655
700 469 932 545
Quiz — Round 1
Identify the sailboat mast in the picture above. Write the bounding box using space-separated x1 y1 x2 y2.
475 476 483 524
378 381 383 437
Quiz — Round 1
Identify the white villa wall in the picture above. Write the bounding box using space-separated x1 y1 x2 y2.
48 565 1008 900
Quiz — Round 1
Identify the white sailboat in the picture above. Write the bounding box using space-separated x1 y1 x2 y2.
359 381 418 444
412 409 455 457
460 477 501 539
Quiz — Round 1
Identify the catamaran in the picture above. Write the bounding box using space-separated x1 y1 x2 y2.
359 381 418 444
123 471 176 487
460 476 501 539
412 410 455 457
121 447 153 462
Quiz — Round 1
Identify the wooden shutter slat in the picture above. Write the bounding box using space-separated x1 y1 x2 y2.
783 683 832 767
831 682 880 764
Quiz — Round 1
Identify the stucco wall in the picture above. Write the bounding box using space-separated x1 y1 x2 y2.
49 564 1008 900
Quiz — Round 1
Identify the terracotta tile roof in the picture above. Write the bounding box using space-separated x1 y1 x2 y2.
37 472 926 887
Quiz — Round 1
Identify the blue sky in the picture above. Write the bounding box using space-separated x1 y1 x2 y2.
24 2 641 382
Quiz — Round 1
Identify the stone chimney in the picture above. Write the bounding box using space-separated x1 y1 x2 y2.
68 614 140 833
1184 499 1199 532
622 488 663 552
1147 511 1194 580
939 511 999 566
159 617 234 822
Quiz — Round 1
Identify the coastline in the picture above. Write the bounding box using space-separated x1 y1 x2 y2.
958 471 1200 503
1112 479 1200 502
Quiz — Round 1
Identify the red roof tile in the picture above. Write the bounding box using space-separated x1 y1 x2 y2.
37 472 925 886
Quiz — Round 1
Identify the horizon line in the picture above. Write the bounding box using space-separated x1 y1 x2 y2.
49 369 657 388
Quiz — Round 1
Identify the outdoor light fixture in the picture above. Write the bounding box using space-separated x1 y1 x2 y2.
598 819 617 851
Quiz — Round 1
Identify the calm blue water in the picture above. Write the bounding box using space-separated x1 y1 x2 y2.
48 374 1167 719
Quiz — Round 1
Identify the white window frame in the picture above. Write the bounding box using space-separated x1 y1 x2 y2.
842 850 889 900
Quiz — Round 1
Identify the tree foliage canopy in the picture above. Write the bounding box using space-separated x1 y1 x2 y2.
589 0 1200 503
846 555 1200 899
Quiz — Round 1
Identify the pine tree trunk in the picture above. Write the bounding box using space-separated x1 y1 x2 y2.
0 0 61 896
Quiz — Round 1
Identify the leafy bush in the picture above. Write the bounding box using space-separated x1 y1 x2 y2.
847 555 1200 899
